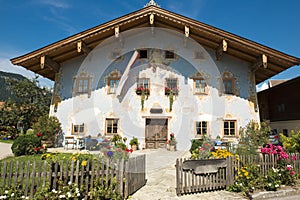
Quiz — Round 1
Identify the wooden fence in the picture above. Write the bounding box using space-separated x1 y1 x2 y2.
176 153 300 196
0 154 146 199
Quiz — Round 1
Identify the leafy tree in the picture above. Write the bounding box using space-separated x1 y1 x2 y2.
236 120 270 155
0 76 52 138
32 115 62 146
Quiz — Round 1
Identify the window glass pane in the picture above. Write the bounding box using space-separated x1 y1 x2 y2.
79 124 84 133
230 122 235 128
196 127 201 134
74 125 78 133
165 51 175 59
224 129 229 135
224 122 229 128
139 50 148 59
230 128 235 135
202 121 207 127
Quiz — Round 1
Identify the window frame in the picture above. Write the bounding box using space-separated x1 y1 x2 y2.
138 49 148 59
72 123 85 135
136 78 150 95
165 50 175 59
73 75 92 97
223 78 234 95
194 78 207 95
108 78 120 94
223 120 237 137
165 78 179 96
105 118 119 136
195 121 208 136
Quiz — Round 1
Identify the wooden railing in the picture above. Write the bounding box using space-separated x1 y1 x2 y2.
176 153 300 196
0 154 146 199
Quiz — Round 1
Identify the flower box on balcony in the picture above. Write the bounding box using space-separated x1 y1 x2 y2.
136 87 150 96
165 87 178 96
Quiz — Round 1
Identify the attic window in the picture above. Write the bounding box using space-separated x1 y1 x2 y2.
138 49 148 59
165 50 175 59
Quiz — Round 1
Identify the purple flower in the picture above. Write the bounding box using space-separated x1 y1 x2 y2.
107 151 113 158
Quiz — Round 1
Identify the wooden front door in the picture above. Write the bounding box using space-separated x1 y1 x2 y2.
145 118 168 149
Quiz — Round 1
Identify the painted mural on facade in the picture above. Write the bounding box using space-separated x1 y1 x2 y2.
50 27 259 150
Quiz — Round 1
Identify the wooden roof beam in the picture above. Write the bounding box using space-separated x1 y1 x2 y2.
40 55 60 73
77 41 91 55
216 40 227 61
251 54 267 72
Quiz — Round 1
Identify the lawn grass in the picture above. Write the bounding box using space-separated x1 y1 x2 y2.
0 139 14 144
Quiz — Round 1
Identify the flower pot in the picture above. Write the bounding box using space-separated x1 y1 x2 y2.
169 145 176 151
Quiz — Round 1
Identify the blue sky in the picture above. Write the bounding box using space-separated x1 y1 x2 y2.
0 0 299 89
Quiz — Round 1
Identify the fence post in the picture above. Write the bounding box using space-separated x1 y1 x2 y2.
176 158 182 196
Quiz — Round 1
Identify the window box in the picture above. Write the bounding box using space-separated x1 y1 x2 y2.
165 87 178 96
135 87 150 96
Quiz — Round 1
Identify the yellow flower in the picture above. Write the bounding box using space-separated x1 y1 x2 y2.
81 160 87 167
72 157 77 162
46 154 51 158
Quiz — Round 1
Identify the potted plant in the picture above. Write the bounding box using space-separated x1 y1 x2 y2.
167 133 177 151
129 137 139 151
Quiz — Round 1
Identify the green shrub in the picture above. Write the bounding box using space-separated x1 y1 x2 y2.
32 115 62 146
189 139 203 153
11 134 42 156
280 130 300 153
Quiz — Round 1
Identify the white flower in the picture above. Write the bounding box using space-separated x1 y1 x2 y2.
21 196 25 199
67 192 71 198
76 188 79 193
52 189 57 193
77 193 80 197
239 183 243 186
59 194 66 198
4 191 8 194
68 181 72 185
268 183 272 186
26 197 29 200
11 193 14 197
275 184 279 188
279 173 281 176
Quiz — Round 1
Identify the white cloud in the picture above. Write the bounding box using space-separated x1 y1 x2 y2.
37 0 70 9
0 57 54 88
256 82 269 92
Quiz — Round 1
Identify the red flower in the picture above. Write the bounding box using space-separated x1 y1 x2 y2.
36 133 42 137
274 135 279 139
165 87 170 91
292 155 297 161
125 148 133 153
170 133 174 138
34 147 40 152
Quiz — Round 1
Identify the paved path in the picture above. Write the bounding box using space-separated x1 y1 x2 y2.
0 142 13 160
130 149 246 200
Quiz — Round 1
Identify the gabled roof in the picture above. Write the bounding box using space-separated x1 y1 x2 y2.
11 5 300 83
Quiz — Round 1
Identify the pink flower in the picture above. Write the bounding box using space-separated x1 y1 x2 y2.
290 171 295 175
292 155 297 161
286 165 292 171
199 147 204 151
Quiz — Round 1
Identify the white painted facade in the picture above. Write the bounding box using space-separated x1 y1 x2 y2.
50 27 259 150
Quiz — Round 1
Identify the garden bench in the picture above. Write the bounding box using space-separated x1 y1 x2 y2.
64 136 77 149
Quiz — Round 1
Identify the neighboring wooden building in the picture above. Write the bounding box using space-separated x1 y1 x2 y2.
258 76 300 135
11 1 300 150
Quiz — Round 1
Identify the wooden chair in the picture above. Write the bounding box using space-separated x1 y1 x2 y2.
64 136 77 149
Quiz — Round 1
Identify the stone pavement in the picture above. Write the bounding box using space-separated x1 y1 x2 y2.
129 149 246 200
0 142 13 160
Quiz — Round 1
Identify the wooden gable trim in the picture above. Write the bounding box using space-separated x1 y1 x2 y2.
10 5 300 83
